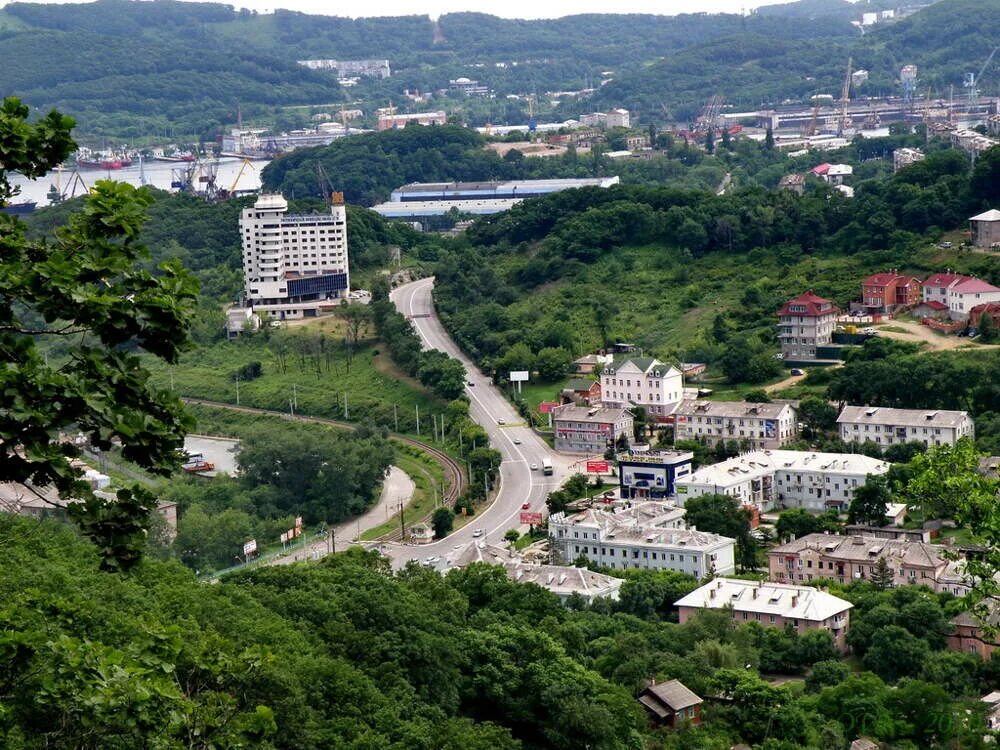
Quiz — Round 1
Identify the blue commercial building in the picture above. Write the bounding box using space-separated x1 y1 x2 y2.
617 450 694 500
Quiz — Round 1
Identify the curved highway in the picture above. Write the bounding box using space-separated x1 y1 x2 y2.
381 277 575 568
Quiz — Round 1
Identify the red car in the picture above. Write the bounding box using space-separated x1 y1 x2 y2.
521 502 531 510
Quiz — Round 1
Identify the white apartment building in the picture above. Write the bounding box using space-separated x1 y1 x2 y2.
777 290 839 361
600 357 683 422
837 405 975 447
676 578 853 650
240 193 350 319
676 449 890 513
549 501 735 576
672 400 798 450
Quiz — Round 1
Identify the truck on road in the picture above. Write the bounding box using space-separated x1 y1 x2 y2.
542 458 553 476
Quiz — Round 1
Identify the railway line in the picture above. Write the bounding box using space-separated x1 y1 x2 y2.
180 398 465 509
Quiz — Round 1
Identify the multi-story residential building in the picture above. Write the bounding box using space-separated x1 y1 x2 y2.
672 400 798 450
296 59 391 78
606 108 631 128
600 357 683 422
240 193 349 319
837 405 975 447
948 277 1000 320
376 111 447 131
675 578 853 650
768 533 949 588
549 501 735 575
617 450 693 500
676 450 890 513
893 147 925 172
777 290 839 361
560 378 602 406
449 77 491 97
949 606 1000 659
552 404 632 454
860 270 921 314
922 271 966 304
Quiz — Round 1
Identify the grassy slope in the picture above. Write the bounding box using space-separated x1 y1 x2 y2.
146 335 446 435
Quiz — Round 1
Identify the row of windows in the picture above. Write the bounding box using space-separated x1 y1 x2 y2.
573 544 708 564
847 424 944 434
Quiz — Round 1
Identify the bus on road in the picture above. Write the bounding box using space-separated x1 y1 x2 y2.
542 458 553 475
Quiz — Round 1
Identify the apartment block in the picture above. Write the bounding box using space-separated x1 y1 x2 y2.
777 291 839 361
552 404 633 454
672 400 798 450
240 193 349 319
549 501 735 576
675 578 853 650
676 449 889 513
837 405 975 447
600 357 683 421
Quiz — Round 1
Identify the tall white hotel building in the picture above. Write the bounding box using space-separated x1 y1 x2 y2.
240 192 350 319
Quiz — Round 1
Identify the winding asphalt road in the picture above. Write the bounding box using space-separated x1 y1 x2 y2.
379 277 575 568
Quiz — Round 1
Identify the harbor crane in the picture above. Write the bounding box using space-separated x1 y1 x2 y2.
837 57 853 137
966 46 999 107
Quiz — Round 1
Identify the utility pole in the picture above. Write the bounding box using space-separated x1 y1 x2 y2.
393 403 398 432
344 391 348 419
235 375 240 406
415 404 420 436
398 500 405 539
289 397 295 416
292 383 298 410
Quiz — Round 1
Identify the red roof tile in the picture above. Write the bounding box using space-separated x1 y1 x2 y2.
923 273 967 288
952 278 1000 294
778 290 838 317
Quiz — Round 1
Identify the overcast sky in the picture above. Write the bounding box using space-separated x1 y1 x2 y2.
1 0 814 20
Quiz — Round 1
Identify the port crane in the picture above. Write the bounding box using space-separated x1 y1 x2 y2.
837 57 853 137
965 46 999 107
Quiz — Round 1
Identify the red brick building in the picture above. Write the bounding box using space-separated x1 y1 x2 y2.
638 680 703 727
861 271 922 313
949 608 999 659
970 302 1000 330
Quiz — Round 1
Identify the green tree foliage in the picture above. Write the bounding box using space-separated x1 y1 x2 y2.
0 98 197 570
432 507 455 538
236 425 393 524
905 437 993 519
848 474 892 527
683 493 757 571
775 508 840 541
863 625 930 682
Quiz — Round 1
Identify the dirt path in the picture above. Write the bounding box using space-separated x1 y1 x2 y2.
765 373 807 393
875 319 1000 352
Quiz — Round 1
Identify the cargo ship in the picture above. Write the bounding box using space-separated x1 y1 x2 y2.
0 201 38 216
77 156 124 170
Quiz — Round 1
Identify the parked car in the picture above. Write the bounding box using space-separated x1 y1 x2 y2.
467 380 475 387
790 368 805 376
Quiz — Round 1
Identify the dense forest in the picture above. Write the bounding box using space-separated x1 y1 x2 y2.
3 512 999 750
4 0 990 139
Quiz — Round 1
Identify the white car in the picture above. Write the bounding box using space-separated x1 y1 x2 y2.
513 437 522 444
497 419 506 425
423 556 440 566
472 529 484 538
530 463 538 471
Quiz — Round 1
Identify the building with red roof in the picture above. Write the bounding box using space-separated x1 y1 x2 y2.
970 303 1000 331
777 291 839 361
861 270 921 313
948 277 1000 321
922 271 968 306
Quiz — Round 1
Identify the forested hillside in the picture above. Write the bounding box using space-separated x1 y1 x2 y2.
2 512 997 749
588 0 1000 122
432 144 1000 380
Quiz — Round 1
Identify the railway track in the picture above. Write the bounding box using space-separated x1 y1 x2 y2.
181 398 465 508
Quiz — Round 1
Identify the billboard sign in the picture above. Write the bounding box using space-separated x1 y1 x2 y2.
243 539 257 556
509 370 529 382
539 401 560 414
586 460 610 473
764 420 776 439
520 512 544 525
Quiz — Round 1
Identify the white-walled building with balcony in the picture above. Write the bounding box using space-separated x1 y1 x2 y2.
240 193 349 319
837 405 975 447
549 501 735 576
672 400 798 450
675 449 890 513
